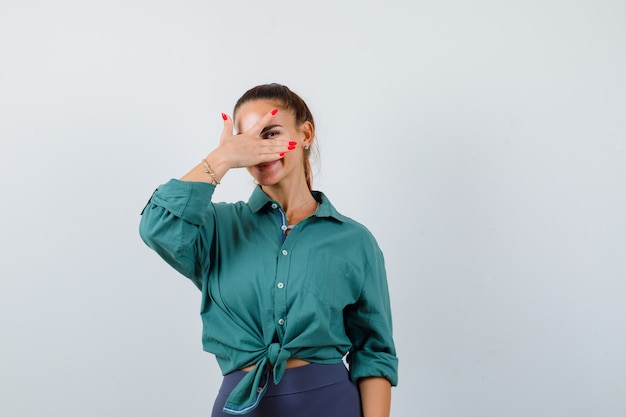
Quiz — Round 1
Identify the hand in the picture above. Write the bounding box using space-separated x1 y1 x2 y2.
216 109 294 169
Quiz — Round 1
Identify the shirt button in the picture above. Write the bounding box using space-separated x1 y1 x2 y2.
281 250 288 256
257 387 263 393
281 225 288 231
277 282 284 289
271 203 278 209
278 318 285 326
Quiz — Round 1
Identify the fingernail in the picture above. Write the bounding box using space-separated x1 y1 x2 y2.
271 109 278 116
280 152 286 157
289 141 297 146
288 145 296 150
222 113 228 121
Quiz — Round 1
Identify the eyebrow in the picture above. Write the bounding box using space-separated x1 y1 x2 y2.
236 124 283 135
260 124 282 134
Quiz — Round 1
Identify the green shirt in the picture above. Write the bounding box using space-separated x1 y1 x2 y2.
139 179 398 414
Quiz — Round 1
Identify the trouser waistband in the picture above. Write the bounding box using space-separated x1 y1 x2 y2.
219 363 349 397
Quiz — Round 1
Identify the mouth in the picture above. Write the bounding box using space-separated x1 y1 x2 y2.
256 160 280 170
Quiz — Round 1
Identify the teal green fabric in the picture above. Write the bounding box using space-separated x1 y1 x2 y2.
139 179 398 415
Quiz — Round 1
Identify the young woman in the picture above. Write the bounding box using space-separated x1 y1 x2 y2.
139 84 398 416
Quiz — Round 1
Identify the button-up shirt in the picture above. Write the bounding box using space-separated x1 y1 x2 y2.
139 179 398 415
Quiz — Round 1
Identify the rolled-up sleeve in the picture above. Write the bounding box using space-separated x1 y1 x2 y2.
139 179 216 289
344 247 399 386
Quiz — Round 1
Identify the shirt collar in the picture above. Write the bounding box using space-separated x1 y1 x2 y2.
248 186 346 223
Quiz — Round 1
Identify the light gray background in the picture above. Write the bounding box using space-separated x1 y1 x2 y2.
1 1 624 416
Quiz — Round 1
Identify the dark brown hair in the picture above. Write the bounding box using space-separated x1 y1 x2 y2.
234 83 316 189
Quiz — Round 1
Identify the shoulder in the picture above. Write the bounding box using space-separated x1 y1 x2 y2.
211 187 268 219
314 190 382 254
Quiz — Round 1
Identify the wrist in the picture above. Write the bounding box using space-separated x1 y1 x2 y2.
203 150 231 181
179 150 231 184
201 159 220 185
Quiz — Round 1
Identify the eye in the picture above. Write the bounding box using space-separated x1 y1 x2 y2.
263 130 280 139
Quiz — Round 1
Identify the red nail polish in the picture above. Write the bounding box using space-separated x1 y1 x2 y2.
271 109 278 116
222 113 228 121
289 141 297 146
288 145 296 150
280 152 285 157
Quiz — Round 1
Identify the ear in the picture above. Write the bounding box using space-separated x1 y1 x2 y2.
299 120 314 147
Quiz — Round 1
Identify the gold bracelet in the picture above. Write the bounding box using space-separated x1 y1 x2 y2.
202 159 220 185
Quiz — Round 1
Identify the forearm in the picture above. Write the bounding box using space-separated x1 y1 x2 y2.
358 377 392 417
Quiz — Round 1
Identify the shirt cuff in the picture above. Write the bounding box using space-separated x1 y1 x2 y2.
348 350 399 386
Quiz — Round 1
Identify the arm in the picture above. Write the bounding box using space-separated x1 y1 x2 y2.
344 242 398 413
139 110 294 284
359 377 392 417
139 180 216 287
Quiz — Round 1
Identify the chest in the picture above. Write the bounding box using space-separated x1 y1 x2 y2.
207 214 365 313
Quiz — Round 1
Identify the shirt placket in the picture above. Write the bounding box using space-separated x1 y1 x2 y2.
271 203 291 340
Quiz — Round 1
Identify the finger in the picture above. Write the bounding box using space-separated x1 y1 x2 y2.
246 140 298 166
244 108 279 136
256 139 295 155
255 151 288 164
221 112 234 137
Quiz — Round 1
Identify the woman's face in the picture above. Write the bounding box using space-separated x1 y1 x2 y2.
234 99 311 187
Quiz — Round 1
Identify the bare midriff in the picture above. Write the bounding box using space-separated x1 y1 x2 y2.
240 358 310 372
